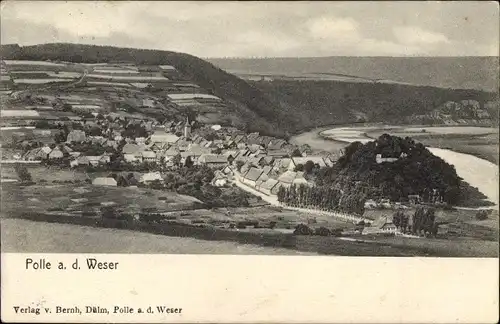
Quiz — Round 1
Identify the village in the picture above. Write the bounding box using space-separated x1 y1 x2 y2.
0 59 491 241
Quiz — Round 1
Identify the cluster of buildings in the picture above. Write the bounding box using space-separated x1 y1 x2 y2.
414 99 496 125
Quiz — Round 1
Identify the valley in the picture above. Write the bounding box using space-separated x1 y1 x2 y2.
0 43 498 257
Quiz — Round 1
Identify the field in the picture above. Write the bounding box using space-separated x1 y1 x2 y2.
1 183 204 216
1 165 91 183
1 218 313 255
158 206 355 231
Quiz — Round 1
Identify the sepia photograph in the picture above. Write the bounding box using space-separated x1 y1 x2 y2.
0 0 498 258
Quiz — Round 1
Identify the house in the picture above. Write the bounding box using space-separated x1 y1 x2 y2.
242 167 263 187
124 153 143 163
122 143 145 154
365 215 398 233
247 144 263 154
255 172 269 188
223 150 240 163
224 140 237 149
258 178 280 195
277 170 308 187
116 172 141 186
149 142 169 152
222 165 234 176
364 199 378 209
149 131 180 144
163 146 181 158
181 144 212 162
211 170 227 187
142 98 156 108
247 156 265 167
86 155 107 167
272 158 292 173
92 177 117 186
261 156 274 166
408 195 421 205
140 171 163 184
232 134 246 144
23 148 48 161
70 156 90 167
376 154 399 164
108 139 121 149
198 154 228 168
268 139 287 151
141 151 157 162
48 147 64 159
240 161 253 175
258 136 274 147
66 130 86 143
267 149 289 158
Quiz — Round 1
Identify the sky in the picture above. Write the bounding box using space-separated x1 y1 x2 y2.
1 1 498 58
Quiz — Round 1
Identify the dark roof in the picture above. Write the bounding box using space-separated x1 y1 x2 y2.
244 167 263 181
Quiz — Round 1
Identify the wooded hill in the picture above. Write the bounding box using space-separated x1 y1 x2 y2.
317 134 463 205
277 134 482 215
2 44 498 137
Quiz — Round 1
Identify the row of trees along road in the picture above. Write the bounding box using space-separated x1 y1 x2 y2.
276 184 366 215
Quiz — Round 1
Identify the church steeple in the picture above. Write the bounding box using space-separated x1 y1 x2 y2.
184 115 191 138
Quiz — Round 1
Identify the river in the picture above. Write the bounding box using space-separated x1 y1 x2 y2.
291 125 499 207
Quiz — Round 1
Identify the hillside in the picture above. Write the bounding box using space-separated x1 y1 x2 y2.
0 43 290 137
208 56 500 92
1 44 498 137
253 80 498 129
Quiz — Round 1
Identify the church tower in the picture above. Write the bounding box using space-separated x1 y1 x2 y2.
184 115 192 138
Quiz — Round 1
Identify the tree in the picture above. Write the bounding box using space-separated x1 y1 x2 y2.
235 160 245 172
277 185 285 203
303 160 315 174
294 163 304 172
294 224 314 235
54 131 66 144
184 156 194 168
475 210 489 220
89 126 102 136
15 164 32 182
291 148 302 157
62 103 72 112
171 153 182 167
34 120 50 129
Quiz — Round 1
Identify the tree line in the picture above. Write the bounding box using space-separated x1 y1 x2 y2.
276 184 366 215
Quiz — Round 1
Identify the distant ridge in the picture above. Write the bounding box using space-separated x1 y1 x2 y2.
208 56 499 92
